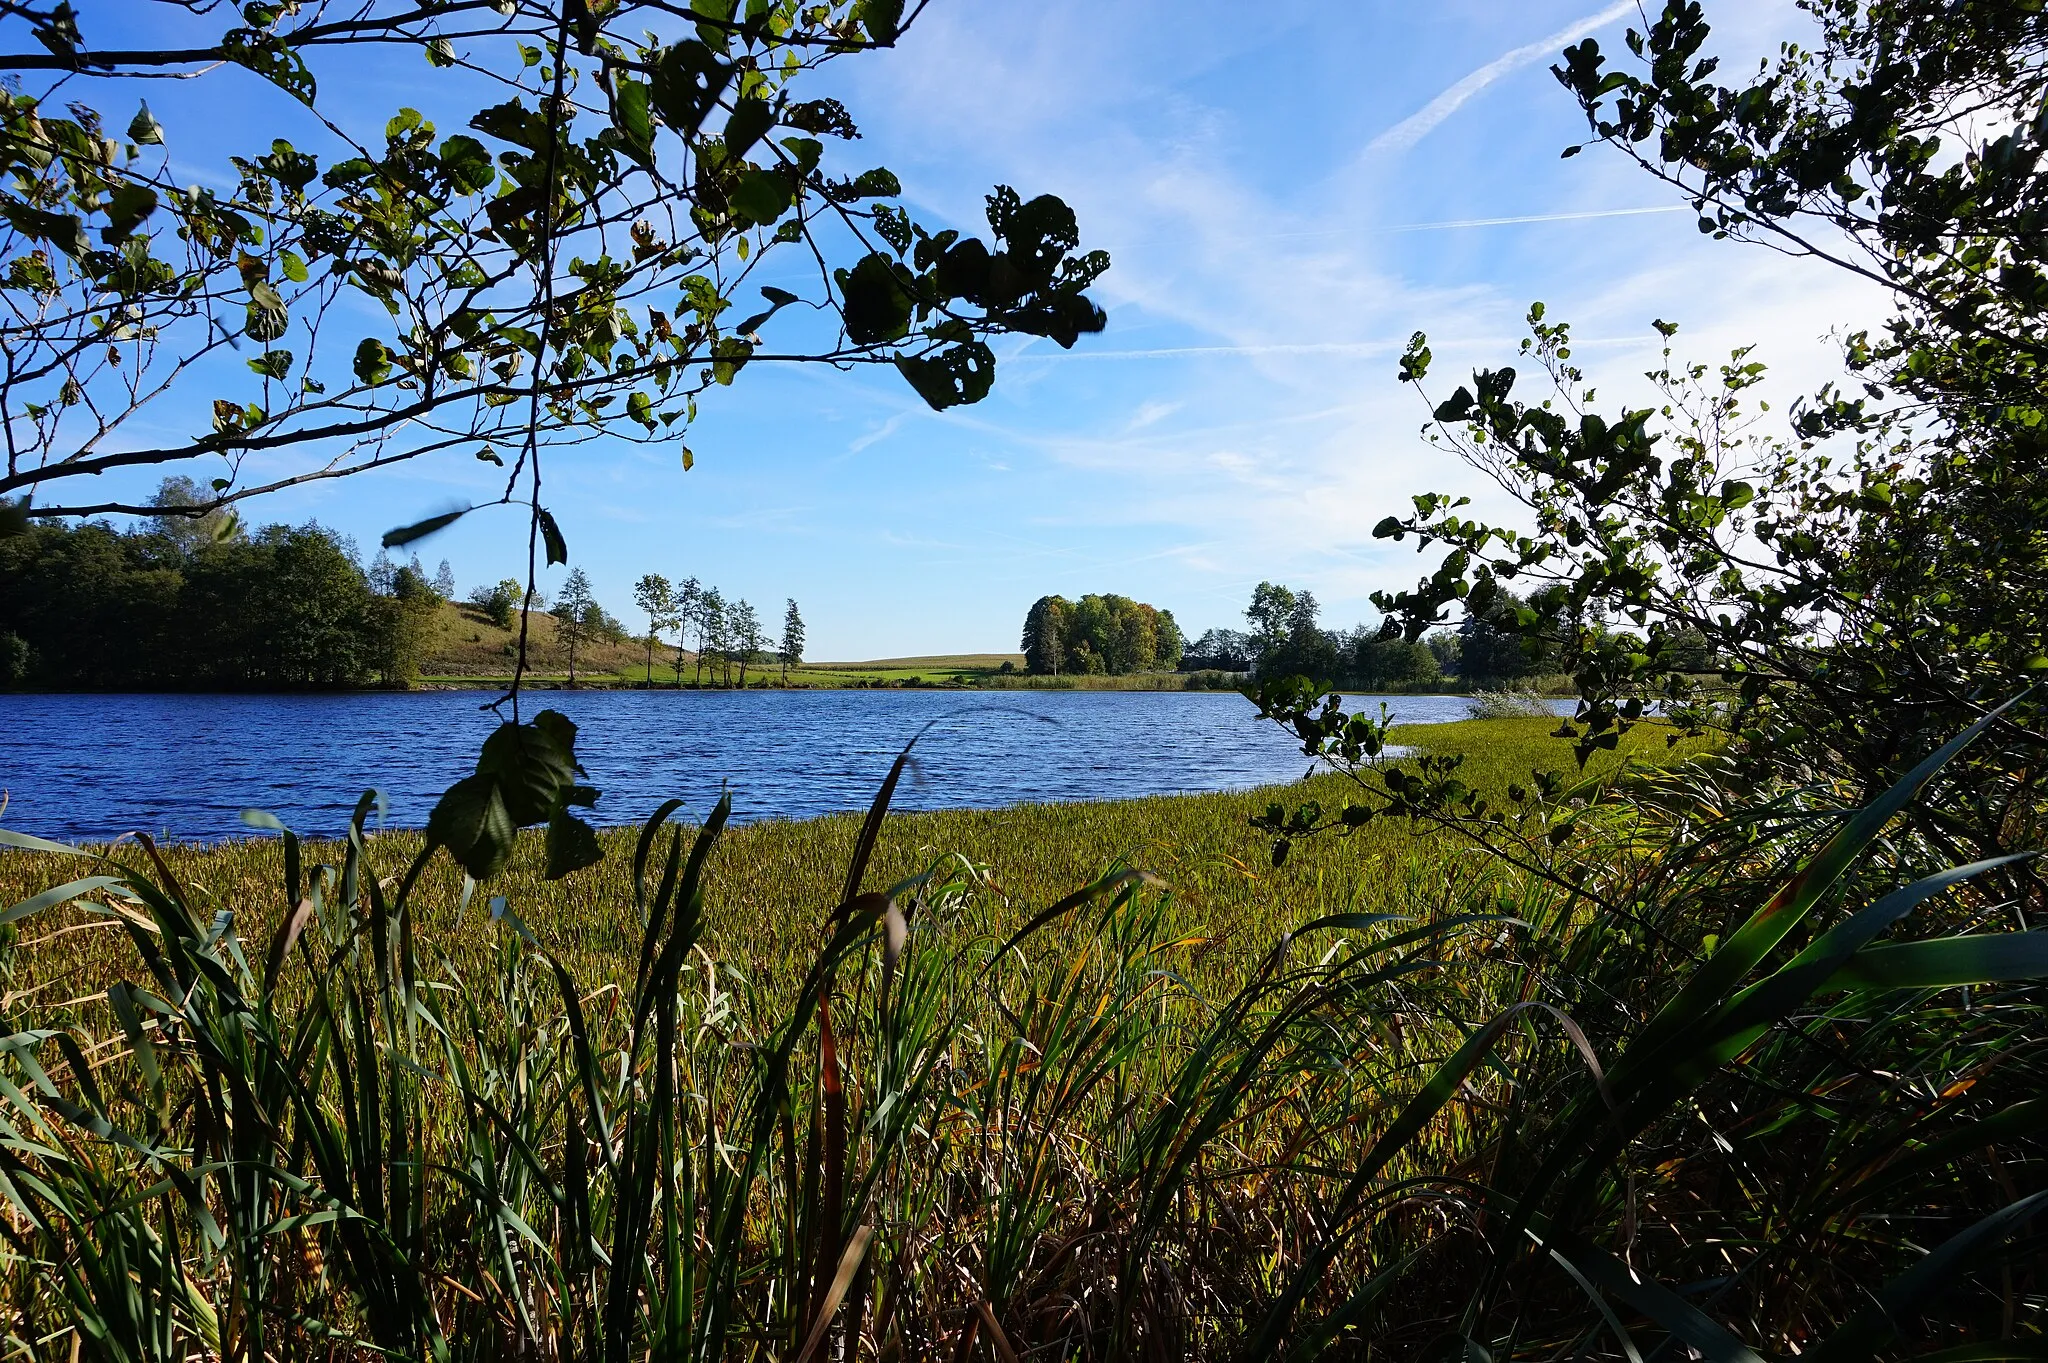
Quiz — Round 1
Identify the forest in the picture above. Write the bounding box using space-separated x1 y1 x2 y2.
0 500 441 688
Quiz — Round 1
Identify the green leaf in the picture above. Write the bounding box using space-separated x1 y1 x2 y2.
1810 1191 2048 1360
627 390 655 428
836 252 914 344
3 205 87 258
711 335 751 384
431 711 604 881
855 0 902 43
127 101 163 145
478 714 580 826
649 41 732 137
850 166 900 198
1609 695 2021 1092
246 349 293 379
439 134 496 194
894 341 995 410
427 774 518 880
353 337 392 385
382 504 472 548
537 507 568 566
545 808 604 879
0 876 126 929
1530 1223 1765 1363
723 97 773 160
102 183 157 244
614 79 655 165
1824 929 2048 992
729 167 792 225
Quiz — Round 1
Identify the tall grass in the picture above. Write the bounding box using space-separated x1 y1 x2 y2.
0 716 2041 1357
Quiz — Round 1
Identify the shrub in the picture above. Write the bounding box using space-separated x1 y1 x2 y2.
1466 688 1554 720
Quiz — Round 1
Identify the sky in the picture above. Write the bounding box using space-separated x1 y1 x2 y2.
66 0 1885 659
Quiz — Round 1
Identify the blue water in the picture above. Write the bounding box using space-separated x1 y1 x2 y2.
0 690 1551 843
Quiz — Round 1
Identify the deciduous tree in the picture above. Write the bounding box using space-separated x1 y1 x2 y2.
551 567 596 685
633 572 674 685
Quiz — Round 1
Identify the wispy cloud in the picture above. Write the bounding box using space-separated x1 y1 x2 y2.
1366 0 1639 157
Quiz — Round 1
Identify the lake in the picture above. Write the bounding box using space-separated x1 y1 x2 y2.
0 690 1550 843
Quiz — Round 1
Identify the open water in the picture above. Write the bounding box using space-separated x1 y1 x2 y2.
0 689 1560 843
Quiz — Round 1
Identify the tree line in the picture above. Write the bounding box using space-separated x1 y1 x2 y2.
629 574 805 688
0 479 445 689
1181 581 1714 690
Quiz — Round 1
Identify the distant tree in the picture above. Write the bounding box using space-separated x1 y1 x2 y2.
672 577 702 687
433 560 457 599
1457 589 1562 684
390 561 433 603
1426 630 1462 676
780 599 806 684
1155 609 1185 671
367 549 398 598
1665 626 1714 675
1023 592 1180 675
1351 633 1442 690
1183 628 1252 671
634 573 675 686
0 520 182 685
732 599 765 688
552 569 598 686
587 603 630 644
1022 596 1069 675
1242 583 1339 679
146 476 238 555
1245 582 1298 660
698 588 727 686
468 581 517 630
0 631 28 685
373 558 441 686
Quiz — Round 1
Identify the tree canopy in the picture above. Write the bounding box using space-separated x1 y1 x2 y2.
0 0 1109 543
0 510 433 687
1020 593 1182 675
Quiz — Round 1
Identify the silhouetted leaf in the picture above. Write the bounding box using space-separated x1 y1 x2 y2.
538 507 568 565
382 505 472 548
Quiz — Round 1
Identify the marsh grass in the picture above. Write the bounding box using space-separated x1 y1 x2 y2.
0 715 2041 1359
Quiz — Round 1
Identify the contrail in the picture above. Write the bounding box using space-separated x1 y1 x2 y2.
1366 0 1638 156
1380 204 1686 232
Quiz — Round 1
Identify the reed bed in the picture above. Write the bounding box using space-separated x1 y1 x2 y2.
0 716 2039 1360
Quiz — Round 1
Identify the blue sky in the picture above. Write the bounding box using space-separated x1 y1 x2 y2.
82 0 1882 659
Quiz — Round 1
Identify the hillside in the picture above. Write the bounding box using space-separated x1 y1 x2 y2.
419 600 656 681
808 653 1024 670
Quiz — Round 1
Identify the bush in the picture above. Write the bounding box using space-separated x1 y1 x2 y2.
1466 688 1554 720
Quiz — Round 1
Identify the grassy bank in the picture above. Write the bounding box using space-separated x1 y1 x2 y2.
0 715 2036 1358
